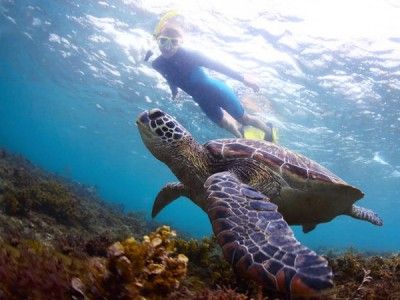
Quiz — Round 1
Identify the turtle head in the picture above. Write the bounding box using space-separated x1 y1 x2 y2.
136 108 193 162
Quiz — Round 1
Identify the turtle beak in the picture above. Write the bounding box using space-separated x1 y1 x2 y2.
137 111 150 125
136 111 154 142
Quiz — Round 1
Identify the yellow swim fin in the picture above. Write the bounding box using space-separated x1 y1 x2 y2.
243 126 266 141
242 123 278 143
271 126 278 143
265 122 278 143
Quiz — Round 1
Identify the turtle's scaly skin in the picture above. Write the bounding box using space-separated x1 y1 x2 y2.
136 108 383 297
204 172 332 295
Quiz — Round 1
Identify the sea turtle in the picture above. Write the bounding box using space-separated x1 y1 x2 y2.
136 108 383 297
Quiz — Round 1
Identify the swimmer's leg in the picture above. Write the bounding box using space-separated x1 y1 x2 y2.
239 113 276 142
209 80 268 135
221 97 271 139
236 94 271 132
197 98 242 138
219 115 242 138
239 113 269 132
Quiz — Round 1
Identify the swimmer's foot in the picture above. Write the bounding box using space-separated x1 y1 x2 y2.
241 125 265 141
240 122 277 143
264 122 277 143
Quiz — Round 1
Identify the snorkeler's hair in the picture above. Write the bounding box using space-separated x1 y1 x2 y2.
154 11 185 38
158 25 184 38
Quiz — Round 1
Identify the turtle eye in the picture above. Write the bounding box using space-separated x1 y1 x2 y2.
139 112 150 123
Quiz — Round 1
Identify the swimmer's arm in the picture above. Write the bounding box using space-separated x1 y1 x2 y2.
194 51 244 81
144 50 153 62
168 82 179 100
152 58 179 99
192 51 260 91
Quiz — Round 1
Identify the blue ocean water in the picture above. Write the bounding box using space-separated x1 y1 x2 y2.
1 0 399 252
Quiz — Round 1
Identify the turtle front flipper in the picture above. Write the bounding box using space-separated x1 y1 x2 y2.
152 182 189 218
204 171 333 297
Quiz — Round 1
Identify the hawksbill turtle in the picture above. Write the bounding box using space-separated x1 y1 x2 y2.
136 108 382 296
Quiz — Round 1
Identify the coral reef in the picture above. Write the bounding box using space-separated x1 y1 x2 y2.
82 226 188 299
2 181 90 226
0 149 154 251
0 227 189 300
0 240 86 300
175 237 234 286
326 251 400 299
167 286 249 300
174 236 256 294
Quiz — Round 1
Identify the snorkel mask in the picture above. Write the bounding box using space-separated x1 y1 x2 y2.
156 29 182 57
157 36 181 48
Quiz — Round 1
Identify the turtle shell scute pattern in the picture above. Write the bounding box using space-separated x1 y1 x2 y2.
205 139 346 185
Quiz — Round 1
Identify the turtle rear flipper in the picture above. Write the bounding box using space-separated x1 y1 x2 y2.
152 182 189 218
204 172 333 296
348 205 383 226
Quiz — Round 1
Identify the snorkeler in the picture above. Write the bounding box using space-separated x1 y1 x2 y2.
148 15 275 141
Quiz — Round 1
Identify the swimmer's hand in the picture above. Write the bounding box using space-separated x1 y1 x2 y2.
144 50 153 62
170 85 179 100
172 90 180 101
243 74 260 92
